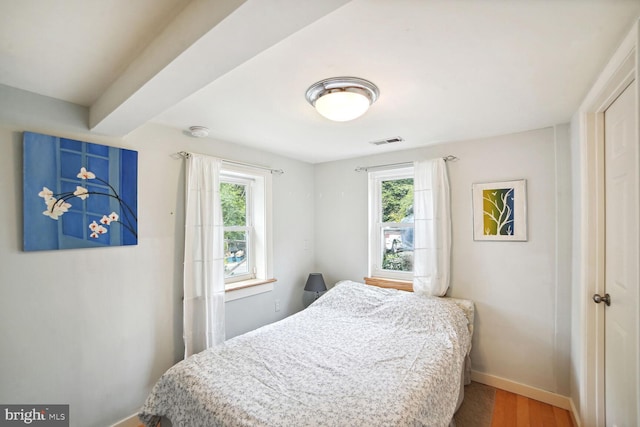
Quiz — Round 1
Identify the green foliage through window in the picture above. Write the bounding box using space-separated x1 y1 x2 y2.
382 252 413 272
220 182 246 227
382 178 414 222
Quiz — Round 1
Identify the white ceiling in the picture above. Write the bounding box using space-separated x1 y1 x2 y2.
1 0 639 163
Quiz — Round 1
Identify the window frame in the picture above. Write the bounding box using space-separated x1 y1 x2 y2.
219 163 274 298
368 166 414 282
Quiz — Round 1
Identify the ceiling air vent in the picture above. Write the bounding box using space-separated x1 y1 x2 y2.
369 136 404 146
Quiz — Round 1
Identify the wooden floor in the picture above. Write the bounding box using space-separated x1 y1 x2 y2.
491 388 574 427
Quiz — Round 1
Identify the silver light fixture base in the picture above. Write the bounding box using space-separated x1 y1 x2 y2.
305 77 380 107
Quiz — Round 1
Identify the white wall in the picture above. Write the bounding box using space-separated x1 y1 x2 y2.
0 86 315 426
315 126 572 396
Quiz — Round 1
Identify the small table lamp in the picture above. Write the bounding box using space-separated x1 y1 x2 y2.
304 273 327 301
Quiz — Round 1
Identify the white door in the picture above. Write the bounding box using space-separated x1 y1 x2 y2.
603 79 639 427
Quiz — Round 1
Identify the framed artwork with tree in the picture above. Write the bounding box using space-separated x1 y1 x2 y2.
472 179 527 241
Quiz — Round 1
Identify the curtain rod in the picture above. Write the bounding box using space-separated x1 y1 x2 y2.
175 151 284 175
354 155 458 172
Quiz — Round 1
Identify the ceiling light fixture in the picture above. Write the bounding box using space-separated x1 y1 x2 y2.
305 77 379 122
188 126 210 138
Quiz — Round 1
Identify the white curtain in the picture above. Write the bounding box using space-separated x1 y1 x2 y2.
413 158 451 296
183 154 226 358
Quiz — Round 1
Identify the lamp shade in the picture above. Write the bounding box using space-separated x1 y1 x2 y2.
304 273 327 293
305 77 379 122
314 90 371 122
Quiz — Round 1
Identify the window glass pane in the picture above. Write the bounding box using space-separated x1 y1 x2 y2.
381 226 414 272
221 182 247 226
381 178 414 223
224 230 249 277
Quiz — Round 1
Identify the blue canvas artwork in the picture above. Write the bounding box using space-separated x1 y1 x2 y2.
23 132 138 251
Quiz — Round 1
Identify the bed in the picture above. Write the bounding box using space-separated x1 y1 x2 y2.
139 280 474 427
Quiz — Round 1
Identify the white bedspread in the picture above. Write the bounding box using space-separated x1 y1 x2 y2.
139 280 472 427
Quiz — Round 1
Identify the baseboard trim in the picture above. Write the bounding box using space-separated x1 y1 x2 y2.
110 412 140 427
569 397 581 427
470 370 572 410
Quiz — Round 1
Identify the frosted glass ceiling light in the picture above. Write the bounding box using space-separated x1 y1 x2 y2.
305 77 379 122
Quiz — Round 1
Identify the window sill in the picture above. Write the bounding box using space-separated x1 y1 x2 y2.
364 277 413 292
225 278 277 302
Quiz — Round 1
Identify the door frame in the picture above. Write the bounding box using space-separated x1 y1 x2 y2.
575 23 638 426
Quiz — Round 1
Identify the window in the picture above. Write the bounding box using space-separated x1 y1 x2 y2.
221 177 252 282
368 167 414 281
220 164 273 296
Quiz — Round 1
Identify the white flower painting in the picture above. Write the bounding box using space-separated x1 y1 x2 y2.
23 132 138 251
